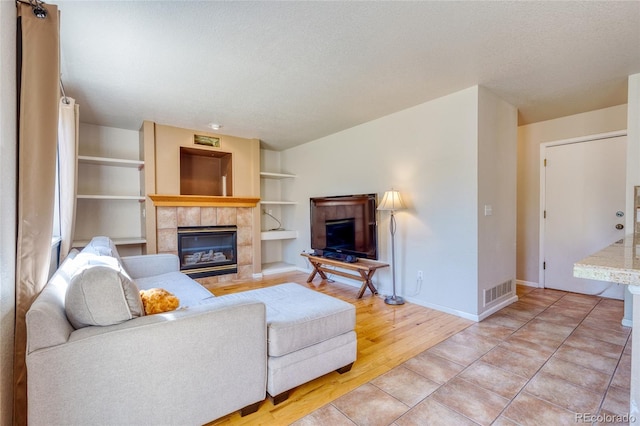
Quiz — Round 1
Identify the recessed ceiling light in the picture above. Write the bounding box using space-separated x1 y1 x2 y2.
208 123 222 130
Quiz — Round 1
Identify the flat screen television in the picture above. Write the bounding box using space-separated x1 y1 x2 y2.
310 193 378 260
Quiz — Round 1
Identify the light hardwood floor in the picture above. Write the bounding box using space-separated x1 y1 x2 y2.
202 271 473 425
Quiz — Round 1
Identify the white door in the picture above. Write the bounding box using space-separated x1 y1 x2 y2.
543 135 626 298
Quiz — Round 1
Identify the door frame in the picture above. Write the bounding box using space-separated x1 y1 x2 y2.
538 130 627 288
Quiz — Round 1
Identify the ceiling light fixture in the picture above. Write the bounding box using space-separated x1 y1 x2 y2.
208 123 222 131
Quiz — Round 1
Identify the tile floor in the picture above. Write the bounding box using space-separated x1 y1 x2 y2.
293 286 633 426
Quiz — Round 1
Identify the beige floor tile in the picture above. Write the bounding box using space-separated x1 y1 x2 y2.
524 372 604 413
542 303 593 318
516 285 536 297
427 338 486 366
491 416 521 426
563 333 624 359
521 318 575 338
498 305 539 322
601 385 631 418
507 326 567 350
539 357 611 394
509 300 548 315
481 312 527 330
458 361 528 399
395 397 478 426
557 293 600 307
534 310 584 328
431 377 509 425
427 330 500 366
520 288 565 302
573 323 630 347
502 392 578 426
500 335 558 359
332 383 409 426
481 346 547 379
611 353 631 390
370 366 440 407
291 404 356 426
581 316 630 335
403 352 465 385
554 345 619 375
448 329 503 350
461 321 516 341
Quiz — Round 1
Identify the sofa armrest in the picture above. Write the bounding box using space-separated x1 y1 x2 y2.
121 253 180 278
27 298 267 425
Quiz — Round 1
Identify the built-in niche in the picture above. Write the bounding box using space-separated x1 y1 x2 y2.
180 147 232 196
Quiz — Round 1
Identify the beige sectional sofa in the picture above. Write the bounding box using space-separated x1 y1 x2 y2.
26 236 356 425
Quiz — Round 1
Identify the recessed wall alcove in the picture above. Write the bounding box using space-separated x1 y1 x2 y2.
180 147 232 196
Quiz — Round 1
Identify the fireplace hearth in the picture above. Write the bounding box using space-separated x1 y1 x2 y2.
177 226 237 278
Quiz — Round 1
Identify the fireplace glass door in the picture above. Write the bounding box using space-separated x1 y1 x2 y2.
177 226 237 278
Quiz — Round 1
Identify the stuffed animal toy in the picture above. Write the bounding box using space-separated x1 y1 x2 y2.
139 288 180 315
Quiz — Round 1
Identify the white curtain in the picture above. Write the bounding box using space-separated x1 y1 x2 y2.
58 96 79 260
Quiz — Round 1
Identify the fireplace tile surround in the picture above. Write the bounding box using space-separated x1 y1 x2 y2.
156 206 254 282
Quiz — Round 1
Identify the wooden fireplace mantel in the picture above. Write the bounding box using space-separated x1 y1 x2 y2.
148 194 260 208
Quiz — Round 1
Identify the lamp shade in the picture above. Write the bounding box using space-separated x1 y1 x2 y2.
378 190 406 211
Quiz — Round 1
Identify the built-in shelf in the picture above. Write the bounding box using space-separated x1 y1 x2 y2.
73 237 147 247
260 166 297 275
261 261 298 275
261 230 298 241
78 155 144 169
260 200 298 205
77 194 146 201
260 172 296 179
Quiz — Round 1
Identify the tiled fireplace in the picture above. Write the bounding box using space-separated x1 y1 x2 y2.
178 225 238 278
156 205 254 282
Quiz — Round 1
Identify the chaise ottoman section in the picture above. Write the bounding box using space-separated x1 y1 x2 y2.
217 283 357 402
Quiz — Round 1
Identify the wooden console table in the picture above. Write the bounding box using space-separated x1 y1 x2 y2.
301 253 389 298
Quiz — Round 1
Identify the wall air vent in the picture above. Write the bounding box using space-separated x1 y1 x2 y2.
484 279 513 307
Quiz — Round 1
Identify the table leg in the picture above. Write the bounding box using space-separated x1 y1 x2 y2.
357 270 378 298
307 260 328 283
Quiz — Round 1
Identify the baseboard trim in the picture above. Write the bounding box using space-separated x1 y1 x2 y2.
516 279 540 288
477 295 519 321
402 294 519 322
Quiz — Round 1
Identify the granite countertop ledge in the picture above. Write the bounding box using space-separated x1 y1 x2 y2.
573 235 640 286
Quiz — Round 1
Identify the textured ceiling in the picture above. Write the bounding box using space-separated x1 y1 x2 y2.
57 1 640 150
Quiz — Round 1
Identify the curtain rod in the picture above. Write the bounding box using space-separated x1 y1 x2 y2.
16 0 48 19
59 79 70 105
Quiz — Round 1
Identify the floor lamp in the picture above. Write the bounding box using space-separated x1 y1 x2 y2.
378 189 407 305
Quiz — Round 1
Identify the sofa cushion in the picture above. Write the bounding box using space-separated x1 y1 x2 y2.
65 261 144 329
217 283 356 357
134 271 216 308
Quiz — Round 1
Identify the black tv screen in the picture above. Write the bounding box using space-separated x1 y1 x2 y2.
310 194 378 260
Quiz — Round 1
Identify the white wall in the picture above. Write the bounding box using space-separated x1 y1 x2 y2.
516 104 628 285
0 2 16 424
477 87 518 313
627 74 640 232
280 86 516 318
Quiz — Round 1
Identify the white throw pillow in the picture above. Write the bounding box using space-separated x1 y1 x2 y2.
65 263 144 329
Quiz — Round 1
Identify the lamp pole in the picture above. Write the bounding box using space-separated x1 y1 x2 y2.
385 208 404 305
378 189 406 306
